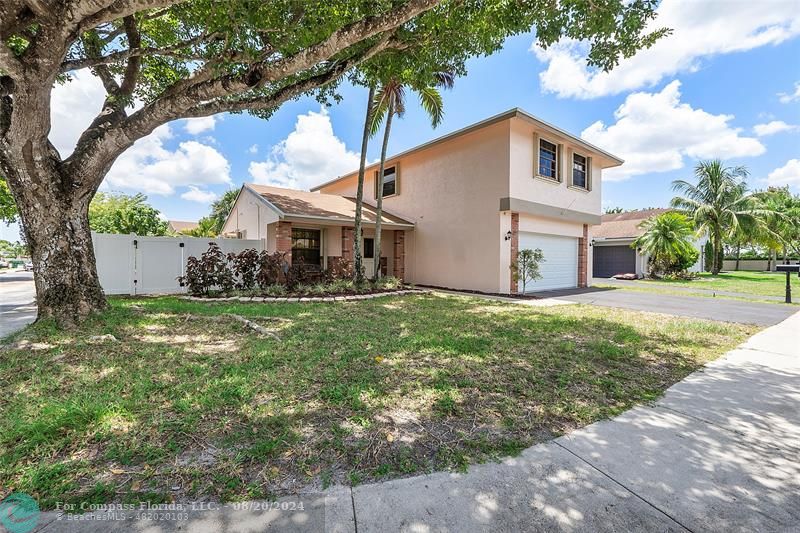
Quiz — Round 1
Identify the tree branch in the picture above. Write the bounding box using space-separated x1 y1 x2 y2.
0 42 24 79
63 0 441 191
60 31 222 72
75 0 185 32
117 15 140 96
186 36 398 119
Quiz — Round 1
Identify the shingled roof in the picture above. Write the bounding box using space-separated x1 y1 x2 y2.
593 208 671 239
246 184 414 227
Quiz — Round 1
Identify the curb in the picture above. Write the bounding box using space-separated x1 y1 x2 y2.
180 289 427 303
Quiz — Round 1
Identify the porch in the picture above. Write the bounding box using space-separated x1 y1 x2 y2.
268 220 409 280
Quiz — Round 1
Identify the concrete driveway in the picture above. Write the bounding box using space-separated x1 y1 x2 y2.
0 270 36 338
535 286 796 326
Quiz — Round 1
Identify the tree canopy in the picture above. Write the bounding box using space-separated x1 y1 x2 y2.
0 176 16 224
89 192 169 235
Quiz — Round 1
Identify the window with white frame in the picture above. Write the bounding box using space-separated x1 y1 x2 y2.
572 153 588 189
538 139 558 180
376 165 397 198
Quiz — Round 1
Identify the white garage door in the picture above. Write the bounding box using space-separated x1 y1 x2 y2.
517 232 578 292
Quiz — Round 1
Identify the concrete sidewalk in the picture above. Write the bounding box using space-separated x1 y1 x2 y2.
32 311 800 532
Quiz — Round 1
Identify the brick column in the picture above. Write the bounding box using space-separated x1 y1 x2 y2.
276 221 292 265
578 223 588 288
392 230 405 281
509 212 519 294
341 227 355 266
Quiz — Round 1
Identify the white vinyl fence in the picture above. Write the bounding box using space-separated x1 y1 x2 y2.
721 259 800 272
92 232 264 295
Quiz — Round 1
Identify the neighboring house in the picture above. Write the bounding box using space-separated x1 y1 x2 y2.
592 208 707 278
222 108 623 294
168 220 199 234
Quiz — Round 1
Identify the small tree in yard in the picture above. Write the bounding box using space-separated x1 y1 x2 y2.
633 212 697 278
512 248 545 294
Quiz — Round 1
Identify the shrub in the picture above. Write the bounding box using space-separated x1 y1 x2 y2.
285 257 313 288
263 284 286 297
256 251 288 289
179 242 234 295
328 278 355 294
325 257 354 282
229 248 259 290
374 276 402 290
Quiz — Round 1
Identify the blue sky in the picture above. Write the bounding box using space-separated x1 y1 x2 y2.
2 0 800 242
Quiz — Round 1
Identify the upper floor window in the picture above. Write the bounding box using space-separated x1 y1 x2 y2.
572 153 588 189
538 139 558 180
376 165 397 198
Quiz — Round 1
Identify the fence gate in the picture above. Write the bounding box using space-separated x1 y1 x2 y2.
92 232 264 295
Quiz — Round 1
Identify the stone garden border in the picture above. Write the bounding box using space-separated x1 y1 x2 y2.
181 289 428 303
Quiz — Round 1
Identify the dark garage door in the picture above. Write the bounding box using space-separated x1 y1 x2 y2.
593 245 636 278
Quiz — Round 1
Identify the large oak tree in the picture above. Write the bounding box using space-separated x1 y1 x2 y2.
0 0 665 325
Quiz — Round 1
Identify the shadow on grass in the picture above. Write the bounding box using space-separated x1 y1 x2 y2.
0 293 755 509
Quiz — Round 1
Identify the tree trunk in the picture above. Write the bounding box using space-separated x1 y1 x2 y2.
735 242 741 271
352 85 375 284
712 227 722 275
373 97 394 280
15 175 107 326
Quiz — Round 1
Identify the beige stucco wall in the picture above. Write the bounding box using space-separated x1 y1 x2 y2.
508 117 602 217
221 187 279 240
319 121 511 292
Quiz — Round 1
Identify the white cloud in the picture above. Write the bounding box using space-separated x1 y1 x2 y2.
533 0 800 99
48 71 231 197
49 71 106 156
754 120 798 137
248 144 259 154
248 107 361 190
105 124 232 195
778 82 800 103
582 81 765 181
767 159 800 188
184 116 217 135
181 186 218 203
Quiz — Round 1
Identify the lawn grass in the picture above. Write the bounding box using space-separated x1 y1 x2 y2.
0 293 756 509
639 271 790 298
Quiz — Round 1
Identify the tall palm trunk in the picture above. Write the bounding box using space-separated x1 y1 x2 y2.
712 226 722 275
735 242 741 271
353 86 376 284
373 97 395 279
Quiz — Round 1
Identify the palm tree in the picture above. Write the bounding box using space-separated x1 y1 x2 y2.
352 85 377 284
368 72 453 278
632 212 696 276
209 189 239 234
670 160 767 275
758 187 800 263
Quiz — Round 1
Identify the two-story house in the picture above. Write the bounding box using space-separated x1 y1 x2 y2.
221 108 623 294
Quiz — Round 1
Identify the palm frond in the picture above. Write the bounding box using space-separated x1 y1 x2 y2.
418 86 444 128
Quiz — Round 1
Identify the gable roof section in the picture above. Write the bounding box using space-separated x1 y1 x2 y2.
168 220 199 233
311 107 624 191
593 208 671 239
245 184 414 227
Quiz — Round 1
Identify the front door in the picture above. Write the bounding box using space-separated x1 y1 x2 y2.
362 237 375 279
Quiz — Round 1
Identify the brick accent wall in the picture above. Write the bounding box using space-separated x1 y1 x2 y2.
393 230 405 280
341 227 355 265
509 212 519 294
578 223 588 288
276 221 292 265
